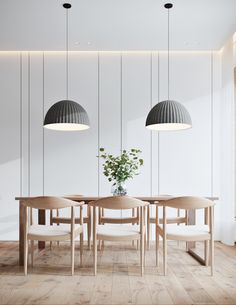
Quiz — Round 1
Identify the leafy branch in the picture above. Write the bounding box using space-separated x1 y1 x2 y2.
98 148 144 184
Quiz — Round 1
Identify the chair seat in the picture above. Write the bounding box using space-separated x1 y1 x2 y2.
97 224 141 241
159 224 210 241
28 224 82 241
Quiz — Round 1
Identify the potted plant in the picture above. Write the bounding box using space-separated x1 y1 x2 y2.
99 148 144 196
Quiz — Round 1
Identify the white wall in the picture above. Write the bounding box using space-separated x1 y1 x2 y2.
219 37 236 245
0 51 221 240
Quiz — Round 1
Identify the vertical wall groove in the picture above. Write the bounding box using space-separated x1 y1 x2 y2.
120 52 123 152
42 52 45 195
120 53 123 218
20 53 23 197
157 52 160 194
150 53 153 196
211 51 214 197
28 52 31 196
150 52 153 240
97 52 100 196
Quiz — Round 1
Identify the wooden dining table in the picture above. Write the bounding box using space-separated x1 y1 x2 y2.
15 195 218 266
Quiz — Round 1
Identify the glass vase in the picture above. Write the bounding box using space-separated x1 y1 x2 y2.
111 181 127 196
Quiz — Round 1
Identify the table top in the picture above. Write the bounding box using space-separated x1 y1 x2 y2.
15 195 219 203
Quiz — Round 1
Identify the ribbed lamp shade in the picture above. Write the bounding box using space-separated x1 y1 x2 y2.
145 100 192 131
44 100 90 131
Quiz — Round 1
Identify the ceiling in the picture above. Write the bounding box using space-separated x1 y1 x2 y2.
0 0 236 51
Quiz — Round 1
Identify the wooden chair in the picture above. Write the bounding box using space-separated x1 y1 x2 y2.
98 206 140 249
89 196 149 276
156 196 215 276
147 197 187 261
50 203 91 249
22 196 84 275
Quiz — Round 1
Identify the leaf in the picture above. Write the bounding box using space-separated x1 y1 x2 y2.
100 148 105 152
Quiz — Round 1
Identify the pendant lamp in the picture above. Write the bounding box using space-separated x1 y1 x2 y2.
145 3 191 131
44 3 90 131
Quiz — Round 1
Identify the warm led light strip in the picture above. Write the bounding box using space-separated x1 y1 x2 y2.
0 50 219 54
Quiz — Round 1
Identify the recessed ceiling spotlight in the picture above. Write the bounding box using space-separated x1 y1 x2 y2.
87 41 92 45
75 41 80 45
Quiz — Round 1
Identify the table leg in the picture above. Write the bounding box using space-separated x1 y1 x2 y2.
187 209 207 266
19 201 25 266
38 209 46 250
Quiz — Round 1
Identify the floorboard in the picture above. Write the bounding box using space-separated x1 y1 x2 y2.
0 241 236 305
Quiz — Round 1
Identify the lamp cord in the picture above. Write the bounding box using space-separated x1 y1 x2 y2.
167 7 170 100
66 7 69 100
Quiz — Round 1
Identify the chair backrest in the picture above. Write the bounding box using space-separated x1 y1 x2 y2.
22 196 79 210
89 196 149 210
160 196 215 210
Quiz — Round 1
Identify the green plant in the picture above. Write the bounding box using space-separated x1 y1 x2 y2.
99 148 144 184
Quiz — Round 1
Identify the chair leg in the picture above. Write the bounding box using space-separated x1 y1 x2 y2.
93 237 97 276
204 240 209 266
147 211 150 251
210 238 214 276
98 240 102 251
87 222 91 250
71 237 75 276
156 225 159 267
144 234 146 268
31 240 34 267
80 233 83 267
163 236 167 275
140 235 144 276
24 240 28 275
132 209 135 247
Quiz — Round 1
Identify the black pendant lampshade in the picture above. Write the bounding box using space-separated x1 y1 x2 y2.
43 3 90 131
145 3 192 131
44 100 90 131
145 100 192 131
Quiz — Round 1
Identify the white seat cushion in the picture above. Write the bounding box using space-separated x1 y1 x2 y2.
159 224 210 240
97 224 140 238
28 224 81 239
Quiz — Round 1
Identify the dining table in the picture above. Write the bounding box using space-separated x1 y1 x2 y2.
15 195 218 267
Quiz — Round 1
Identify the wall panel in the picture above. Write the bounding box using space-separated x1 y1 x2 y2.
43 52 99 197
0 53 20 240
30 53 44 196
159 52 212 197
69 52 98 196
99 53 121 196
151 53 160 196
44 53 67 195
0 51 221 240
21 52 30 196
122 53 151 196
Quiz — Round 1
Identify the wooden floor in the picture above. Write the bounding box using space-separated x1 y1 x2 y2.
0 241 236 305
